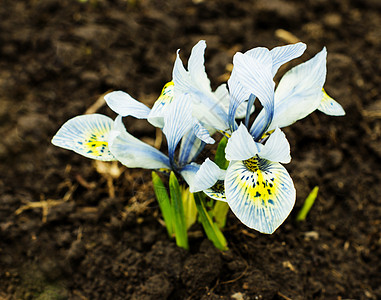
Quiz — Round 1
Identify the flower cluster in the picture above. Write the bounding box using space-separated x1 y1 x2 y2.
52 40 344 235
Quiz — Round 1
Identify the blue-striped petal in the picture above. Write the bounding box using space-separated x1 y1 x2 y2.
163 94 193 164
104 91 151 119
225 158 296 234
52 114 116 161
193 120 215 144
318 89 345 116
178 129 205 166
251 47 327 134
233 52 275 139
180 163 200 187
147 81 175 128
269 42 307 76
109 116 170 169
204 180 227 202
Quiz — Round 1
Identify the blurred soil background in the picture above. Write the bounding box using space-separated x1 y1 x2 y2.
0 0 380 299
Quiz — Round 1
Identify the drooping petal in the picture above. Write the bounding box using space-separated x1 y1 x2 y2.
109 116 170 169
147 81 175 128
204 180 227 202
180 163 200 187
52 114 116 161
225 123 261 161
270 42 307 76
193 120 215 144
259 128 291 164
104 91 151 119
225 158 296 234
163 94 193 163
318 89 345 116
252 47 327 133
190 158 224 193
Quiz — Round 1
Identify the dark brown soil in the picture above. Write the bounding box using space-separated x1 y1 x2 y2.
1 0 380 299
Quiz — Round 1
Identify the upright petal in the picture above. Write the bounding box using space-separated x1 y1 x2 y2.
188 40 212 94
318 89 345 116
109 116 170 169
233 52 275 139
104 91 151 119
193 120 215 144
147 81 175 128
270 42 307 76
259 128 291 164
52 114 116 161
225 123 261 161
163 94 193 163
225 158 296 234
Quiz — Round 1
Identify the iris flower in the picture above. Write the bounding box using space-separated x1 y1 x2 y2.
191 43 345 234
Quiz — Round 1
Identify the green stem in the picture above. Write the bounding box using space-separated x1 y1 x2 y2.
152 172 174 237
169 172 189 250
194 192 228 251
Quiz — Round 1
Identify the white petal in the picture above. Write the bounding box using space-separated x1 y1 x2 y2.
190 158 224 193
180 163 200 187
188 40 212 94
193 120 215 144
104 91 151 119
318 89 345 116
270 42 307 76
109 116 170 169
259 128 291 164
268 47 327 130
163 94 193 160
233 52 275 111
225 123 261 161
178 129 204 166
225 158 296 234
52 114 116 161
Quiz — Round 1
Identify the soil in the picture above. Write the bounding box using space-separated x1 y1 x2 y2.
0 0 380 299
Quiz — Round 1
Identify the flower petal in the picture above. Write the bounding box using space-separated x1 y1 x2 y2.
193 120 215 144
318 89 345 116
225 123 261 161
178 129 205 166
163 94 193 162
270 42 307 76
225 158 296 234
180 163 200 187
109 116 170 169
190 158 224 193
262 47 326 131
233 52 275 139
147 81 175 128
259 128 291 164
204 180 227 202
52 114 116 161
188 40 212 94
104 91 151 119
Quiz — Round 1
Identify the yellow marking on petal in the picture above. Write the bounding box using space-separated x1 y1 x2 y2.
239 157 278 207
322 88 334 102
157 81 174 106
205 180 226 201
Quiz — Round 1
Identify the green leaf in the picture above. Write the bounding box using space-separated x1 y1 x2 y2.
169 172 189 250
214 136 229 170
212 201 230 229
296 186 319 222
152 172 174 237
194 192 228 251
